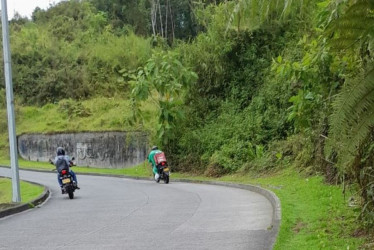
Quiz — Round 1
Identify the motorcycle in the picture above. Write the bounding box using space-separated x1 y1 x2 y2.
156 161 170 184
50 157 78 199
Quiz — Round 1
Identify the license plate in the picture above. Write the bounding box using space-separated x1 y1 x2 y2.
62 179 71 184
163 168 169 172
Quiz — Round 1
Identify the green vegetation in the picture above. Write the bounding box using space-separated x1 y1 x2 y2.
1 0 374 247
0 97 157 157
0 177 44 208
219 169 365 249
130 50 198 144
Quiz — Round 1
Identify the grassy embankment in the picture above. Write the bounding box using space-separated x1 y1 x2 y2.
0 97 370 248
0 177 44 210
0 96 157 161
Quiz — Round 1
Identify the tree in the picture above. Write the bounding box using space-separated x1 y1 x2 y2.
89 0 151 35
129 50 197 145
90 0 198 41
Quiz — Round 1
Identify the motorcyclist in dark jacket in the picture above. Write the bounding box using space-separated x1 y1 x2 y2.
51 147 79 192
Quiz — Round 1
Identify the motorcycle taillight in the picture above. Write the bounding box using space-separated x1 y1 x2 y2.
61 170 67 175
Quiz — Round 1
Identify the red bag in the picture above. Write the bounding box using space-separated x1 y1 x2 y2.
154 152 167 164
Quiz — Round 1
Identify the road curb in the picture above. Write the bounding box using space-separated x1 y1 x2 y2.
0 166 280 248
168 178 281 250
0 177 50 219
74 172 281 248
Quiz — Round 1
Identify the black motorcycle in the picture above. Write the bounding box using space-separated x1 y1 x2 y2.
51 157 78 199
156 161 170 184
59 163 78 199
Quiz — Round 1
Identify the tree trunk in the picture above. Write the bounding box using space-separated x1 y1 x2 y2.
165 0 169 39
158 0 164 38
150 0 157 36
169 0 175 42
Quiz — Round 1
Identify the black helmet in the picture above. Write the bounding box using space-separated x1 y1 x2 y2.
56 147 65 156
151 146 158 150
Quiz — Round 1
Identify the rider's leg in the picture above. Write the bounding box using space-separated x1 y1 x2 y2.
69 170 77 183
153 165 159 174
57 173 63 187
69 170 80 189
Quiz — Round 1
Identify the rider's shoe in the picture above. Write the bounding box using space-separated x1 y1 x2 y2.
73 181 80 189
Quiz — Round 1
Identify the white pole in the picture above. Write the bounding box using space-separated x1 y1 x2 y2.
1 0 21 202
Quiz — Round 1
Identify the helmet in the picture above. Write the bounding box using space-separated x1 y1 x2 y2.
151 146 158 150
56 147 65 156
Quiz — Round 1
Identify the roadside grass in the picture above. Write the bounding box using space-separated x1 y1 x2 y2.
219 168 365 250
155 167 366 249
169 168 366 249
0 177 44 207
0 159 367 249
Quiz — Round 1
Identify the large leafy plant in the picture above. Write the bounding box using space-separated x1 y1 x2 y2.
129 50 197 145
325 0 374 226
226 0 316 32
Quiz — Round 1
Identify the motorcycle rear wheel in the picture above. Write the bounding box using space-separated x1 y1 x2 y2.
164 175 169 184
66 186 74 199
68 191 74 199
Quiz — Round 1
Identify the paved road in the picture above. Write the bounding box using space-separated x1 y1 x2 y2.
0 168 273 250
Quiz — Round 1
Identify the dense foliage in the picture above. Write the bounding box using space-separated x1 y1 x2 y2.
1 0 374 231
3 1 152 105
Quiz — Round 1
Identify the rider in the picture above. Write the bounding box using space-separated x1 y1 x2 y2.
52 147 79 192
147 146 162 179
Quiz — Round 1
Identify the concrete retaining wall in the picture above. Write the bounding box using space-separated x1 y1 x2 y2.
17 132 148 168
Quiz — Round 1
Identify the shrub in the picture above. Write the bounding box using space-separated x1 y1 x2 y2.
58 99 91 119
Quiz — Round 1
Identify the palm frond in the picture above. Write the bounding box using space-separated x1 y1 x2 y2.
328 67 374 168
225 0 313 33
326 0 374 50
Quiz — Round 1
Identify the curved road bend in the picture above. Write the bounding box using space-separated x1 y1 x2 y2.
0 168 273 250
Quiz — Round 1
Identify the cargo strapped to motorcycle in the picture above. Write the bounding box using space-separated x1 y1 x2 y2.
154 152 167 164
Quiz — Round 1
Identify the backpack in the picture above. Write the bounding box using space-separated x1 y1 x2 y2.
154 152 167 165
55 157 69 173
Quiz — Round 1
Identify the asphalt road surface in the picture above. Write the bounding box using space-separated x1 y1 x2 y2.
0 168 274 250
